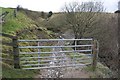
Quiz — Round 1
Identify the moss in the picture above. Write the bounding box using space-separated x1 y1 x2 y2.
2 66 39 78
83 62 113 78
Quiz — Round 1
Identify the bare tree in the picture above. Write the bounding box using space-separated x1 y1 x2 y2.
62 1 104 39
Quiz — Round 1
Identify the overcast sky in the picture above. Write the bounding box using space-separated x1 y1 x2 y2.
0 0 119 13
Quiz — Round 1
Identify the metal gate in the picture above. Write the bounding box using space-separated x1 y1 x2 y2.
18 39 98 69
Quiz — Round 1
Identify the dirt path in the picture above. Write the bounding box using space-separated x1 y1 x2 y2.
62 67 90 78
35 67 90 78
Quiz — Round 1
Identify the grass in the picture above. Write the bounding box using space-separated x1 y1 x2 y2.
2 67 39 78
19 48 52 68
2 8 36 35
1 7 55 78
83 62 113 78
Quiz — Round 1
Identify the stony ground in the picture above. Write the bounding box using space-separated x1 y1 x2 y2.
62 67 89 78
35 66 90 78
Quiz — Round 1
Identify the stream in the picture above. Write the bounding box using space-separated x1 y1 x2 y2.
35 36 91 78
41 37 67 78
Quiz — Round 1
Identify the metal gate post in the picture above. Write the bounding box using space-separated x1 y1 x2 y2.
13 36 20 69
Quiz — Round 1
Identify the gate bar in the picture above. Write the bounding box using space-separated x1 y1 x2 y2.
19 45 93 49
22 63 91 69
20 54 92 60
20 57 92 63
19 50 92 54
18 38 93 42
21 61 92 67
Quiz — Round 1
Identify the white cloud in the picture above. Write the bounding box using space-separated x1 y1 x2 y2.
0 0 119 12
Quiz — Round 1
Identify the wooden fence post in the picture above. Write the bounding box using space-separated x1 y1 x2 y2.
92 40 98 71
13 36 20 69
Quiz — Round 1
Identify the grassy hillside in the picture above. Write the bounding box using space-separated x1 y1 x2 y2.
2 8 32 34
1 7 56 78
